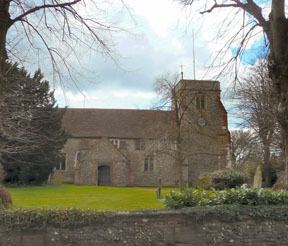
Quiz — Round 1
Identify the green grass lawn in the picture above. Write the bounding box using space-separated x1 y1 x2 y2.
7 184 175 211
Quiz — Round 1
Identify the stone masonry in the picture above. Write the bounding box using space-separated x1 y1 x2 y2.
1 209 288 246
54 79 230 186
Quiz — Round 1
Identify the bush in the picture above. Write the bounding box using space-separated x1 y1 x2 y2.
0 186 12 209
164 188 288 209
272 182 288 191
272 173 288 190
196 169 248 190
49 171 64 185
164 189 218 208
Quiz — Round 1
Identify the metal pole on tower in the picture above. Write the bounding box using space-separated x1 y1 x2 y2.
193 29 196 80
83 93 86 108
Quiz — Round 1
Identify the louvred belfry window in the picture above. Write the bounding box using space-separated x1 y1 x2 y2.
196 95 205 110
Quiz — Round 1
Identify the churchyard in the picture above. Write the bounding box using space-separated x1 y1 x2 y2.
7 184 174 211
1 1 288 245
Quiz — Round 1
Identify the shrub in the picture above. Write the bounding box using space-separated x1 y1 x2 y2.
195 175 212 189
163 189 219 209
0 186 12 209
164 190 197 209
164 188 288 209
272 183 288 191
49 172 64 185
196 169 248 190
220 189 259 205
272 173 288 190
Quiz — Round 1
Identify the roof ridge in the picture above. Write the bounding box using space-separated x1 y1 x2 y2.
64 108 172 113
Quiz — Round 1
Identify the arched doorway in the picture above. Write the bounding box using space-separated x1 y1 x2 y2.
98 165 111 186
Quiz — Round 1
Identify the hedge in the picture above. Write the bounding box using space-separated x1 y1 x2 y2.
164 188 288 209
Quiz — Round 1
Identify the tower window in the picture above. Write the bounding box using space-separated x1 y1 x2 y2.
196 95 205 110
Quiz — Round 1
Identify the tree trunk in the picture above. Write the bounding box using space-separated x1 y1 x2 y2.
267 1 288 183
0 1 11 75
0 24 8 63
262 143 271 187
0 23 9 97
272 76 288 182
0 1 11 171
176 143 184 192
172 88 185 192
175 113 184 192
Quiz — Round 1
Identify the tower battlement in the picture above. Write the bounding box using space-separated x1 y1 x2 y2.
176 79 220 91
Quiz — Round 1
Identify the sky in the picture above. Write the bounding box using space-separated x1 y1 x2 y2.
9 0 272 129
52 0 216 109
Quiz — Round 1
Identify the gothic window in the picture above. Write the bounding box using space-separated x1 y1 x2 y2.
56 154 66 171
144 156 154 172
196 95 205 110
135 139 145 150
74 150 88 169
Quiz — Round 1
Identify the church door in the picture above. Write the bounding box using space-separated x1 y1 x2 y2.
98 164 111 186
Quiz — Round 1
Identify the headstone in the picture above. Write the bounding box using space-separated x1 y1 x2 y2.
253 165 262 189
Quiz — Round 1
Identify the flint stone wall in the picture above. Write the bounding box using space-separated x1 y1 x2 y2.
1 209 288 246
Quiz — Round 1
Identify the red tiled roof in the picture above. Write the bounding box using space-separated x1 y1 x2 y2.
62 108 173 139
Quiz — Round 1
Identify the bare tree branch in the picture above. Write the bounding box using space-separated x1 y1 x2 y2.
12 0 81 23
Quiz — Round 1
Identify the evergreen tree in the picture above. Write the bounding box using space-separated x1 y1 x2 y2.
0 63 67 184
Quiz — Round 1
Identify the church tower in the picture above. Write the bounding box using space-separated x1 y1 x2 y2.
175 79 231 186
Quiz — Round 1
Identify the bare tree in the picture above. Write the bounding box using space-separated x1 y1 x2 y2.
0 0 126 86
230 129 260 166
154 73 188 191
178 0 288 182
236 61 278 186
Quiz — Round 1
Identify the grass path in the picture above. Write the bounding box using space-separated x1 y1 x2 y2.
7 184 175 211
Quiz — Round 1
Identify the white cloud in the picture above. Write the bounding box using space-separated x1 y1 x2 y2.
128 0 182 37
13 0 272 131
55 88 158 109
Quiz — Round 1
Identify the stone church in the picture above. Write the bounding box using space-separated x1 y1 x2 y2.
55 79 231 186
